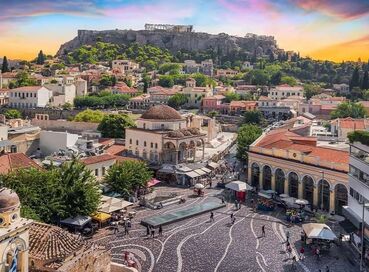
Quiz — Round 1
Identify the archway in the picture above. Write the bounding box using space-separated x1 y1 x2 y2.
178 142 188 163
335 184 348 215
251 163 260 188
302 176 314 205
275 169 285 194
262 165 272 190
318 179 331 211
288 172 299 198
163 142 176 163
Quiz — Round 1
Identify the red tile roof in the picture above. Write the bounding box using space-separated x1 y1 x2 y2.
255 129 349 164
230 100 257 108
9 86 43 92
0 153 41 174
81 154 116 165
335 118 369 129
105 144 126 156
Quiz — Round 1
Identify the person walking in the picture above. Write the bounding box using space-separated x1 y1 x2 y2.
146 226 150 236
210 212 214 222
151 228 155 238
299 246 305 260
124 225 129 235
159 225 163 237
231 216 236 225
230 213 234 224
315 247 320 261
285 230 290 243
261 225 266 237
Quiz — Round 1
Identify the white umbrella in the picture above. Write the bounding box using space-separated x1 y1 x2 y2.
295 199 309 205
279 194 289 198
194 183 205 189
283 197 297 204
264 190 277 194
303 223 337 241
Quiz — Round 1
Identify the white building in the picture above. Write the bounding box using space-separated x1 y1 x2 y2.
112 60 139 75
75 77 88 96
333 83 350 95
8 86 52 108
40 130 79 155
81 153 118 180
345 142 369 229
269 84 304 100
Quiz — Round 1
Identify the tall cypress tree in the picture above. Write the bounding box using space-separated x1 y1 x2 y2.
1 56 9 73
36 50 45 65
362 70 369 90
350 66 360 90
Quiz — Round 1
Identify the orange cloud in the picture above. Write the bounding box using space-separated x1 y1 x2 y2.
309 35 369 62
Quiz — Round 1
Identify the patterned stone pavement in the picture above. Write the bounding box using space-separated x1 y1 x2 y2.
93 188 359 272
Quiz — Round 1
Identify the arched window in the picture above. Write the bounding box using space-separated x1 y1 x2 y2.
144 141 147 147
136 140 139 145
129 139 132 144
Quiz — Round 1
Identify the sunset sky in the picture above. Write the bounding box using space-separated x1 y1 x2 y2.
1 0 369 62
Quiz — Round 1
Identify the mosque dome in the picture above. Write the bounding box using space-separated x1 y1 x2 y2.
0 188 20 213
141 105 182 120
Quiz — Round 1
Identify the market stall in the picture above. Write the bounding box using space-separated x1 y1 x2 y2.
91 212 112 227
225 181 253 202
99 196 133 214
257 192 275 211
302 223 337 250
194 183 205 196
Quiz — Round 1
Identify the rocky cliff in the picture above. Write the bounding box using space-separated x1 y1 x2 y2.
57 29 281 58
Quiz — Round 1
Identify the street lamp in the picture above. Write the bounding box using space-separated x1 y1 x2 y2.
360 201 369 272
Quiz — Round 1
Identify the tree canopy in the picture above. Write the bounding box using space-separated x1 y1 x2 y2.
0 159 100 223
243 110 265 126
1 56 10 73
4 109 22 119
97 113 135 138
74 93 130 109
331 101 367 119
36 50 46 65
74 109 105 123
167 93 188 109
105 160 153 197
8 72 38 89
236 124 262 162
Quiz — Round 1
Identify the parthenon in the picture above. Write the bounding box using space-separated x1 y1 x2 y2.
144 23 193 32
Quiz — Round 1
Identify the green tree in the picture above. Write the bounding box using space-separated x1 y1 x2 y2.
304 84 321 100
74 109 105 123
14 71 38 87
270 71 282 85
1 56 10 73
280 76 298 86
4 109 22 119
0 159 100 223
99 75 116 88
331 101 367 119
362 70 369 90
62 102 73 110
159 75 175 87
159 63 181 74
207 110 218 118
105 160 153 197
236 124 262 162
168 93 188 108
97 114 135 138
350 66 361 90
224 91 241 103
243 110 264 125
36 50 46 65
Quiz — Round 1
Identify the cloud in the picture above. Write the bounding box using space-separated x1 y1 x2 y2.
0 0 102 22
292 0 369 20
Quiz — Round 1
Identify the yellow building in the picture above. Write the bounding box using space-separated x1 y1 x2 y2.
0 188 33 272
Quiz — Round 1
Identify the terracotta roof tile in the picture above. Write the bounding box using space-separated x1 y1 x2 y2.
10 86 43 92
106 144 126 156
0 153 40 174
81 154 116 165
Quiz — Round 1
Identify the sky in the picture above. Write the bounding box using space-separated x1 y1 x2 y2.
0 0 369 62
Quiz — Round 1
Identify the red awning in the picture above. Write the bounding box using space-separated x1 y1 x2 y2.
147 178 161 187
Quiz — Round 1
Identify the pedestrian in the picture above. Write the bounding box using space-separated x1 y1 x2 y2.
231 216 236 225
230 213 234 223
315 247 320 261
261 225 265 237
287 244 292 256
209 181 212 188
300 230 305 242
325 266 329 272
124 225 129 235
285 230 290 243
146 226 150 236
159 225 163 236
210 212 214 222
221 197 225 204
151 228 155 238
299 246 305 260
113 224 119 234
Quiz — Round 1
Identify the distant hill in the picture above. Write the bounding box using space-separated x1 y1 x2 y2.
57 29 282 61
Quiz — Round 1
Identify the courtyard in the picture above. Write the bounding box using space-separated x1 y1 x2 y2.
93 187 360 272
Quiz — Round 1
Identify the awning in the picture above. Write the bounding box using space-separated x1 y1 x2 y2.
302 223 337 240
92 212 111 222
342 206 362 229
60 215 91 228
226 181 253 192
194 169 207 176
99 196 133 213
185 171 200 178
208 161 220 169
201 167 212 173
258 192 272 199
147 178 161 187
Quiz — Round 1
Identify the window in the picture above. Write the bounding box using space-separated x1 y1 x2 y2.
129 139 132 144
155 143 158 149
161 124 164 129
102 167 106 176
26 93 29 98
95 169 99 176
136 140 139 145
143 123 146 129
151 142 153 148
144 141 147 147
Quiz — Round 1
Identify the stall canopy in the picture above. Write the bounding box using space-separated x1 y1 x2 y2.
185 171 200 178
208 161 220 169
302 223 337 241
201 167 212 173
92 212 111 222
258 192 272 199
147 178 161 187
99 196 133 214
194 169 207 176
60 215 91 229
225 181 253 192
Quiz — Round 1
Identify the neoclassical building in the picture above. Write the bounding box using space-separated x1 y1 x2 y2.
125 105 207 164
0 188 33 272
248 129 349 214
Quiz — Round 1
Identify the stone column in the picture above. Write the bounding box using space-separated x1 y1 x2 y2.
271 174 276 191
329 189 335 214
298 181 303 199
259 170 264 190
247 166 252 184
175 150 179 164
284 179 289 195
313 185 319 208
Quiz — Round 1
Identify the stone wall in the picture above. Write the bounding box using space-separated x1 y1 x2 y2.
31 119 99 134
